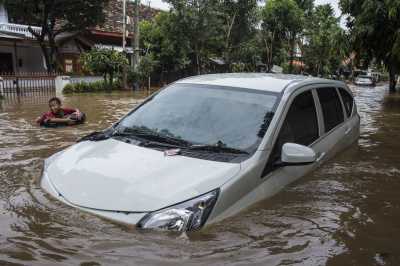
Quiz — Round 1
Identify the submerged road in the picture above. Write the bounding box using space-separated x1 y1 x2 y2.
0 85 399 265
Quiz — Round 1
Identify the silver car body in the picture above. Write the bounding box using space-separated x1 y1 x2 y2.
41 74 360 229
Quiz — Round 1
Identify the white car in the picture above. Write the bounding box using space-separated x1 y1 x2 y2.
354 75 375 86
41 73 360 232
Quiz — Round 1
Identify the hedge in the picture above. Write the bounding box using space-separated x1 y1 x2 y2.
63 80 122 94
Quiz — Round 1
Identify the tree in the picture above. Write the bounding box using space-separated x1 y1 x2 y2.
261 0 304 72
139 12 192 82
302 4 345 77
340 0 400 92
164 0 222 75
218 0 259 66
4 0 109 73
80 48 128 88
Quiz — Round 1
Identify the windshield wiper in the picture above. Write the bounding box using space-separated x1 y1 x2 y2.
112 127 192 147
186 142 249 155
77 129 113 142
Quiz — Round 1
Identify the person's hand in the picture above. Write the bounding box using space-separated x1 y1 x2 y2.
35 116 41 123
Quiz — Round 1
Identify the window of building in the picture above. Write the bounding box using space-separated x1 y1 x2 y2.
64 59 73 73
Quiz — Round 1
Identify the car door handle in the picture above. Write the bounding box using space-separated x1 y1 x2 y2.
316 152 326 162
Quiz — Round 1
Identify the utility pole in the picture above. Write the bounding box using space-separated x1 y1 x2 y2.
122 0 128 89
132 0 140 71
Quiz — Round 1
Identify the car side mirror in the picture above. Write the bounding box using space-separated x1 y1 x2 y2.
274 143 316 167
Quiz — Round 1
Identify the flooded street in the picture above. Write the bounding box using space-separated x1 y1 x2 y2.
0 85 399 266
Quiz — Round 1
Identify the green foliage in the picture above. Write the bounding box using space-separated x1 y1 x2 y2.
4 0 109 72
140 0 260 78
302 4 346 77
139 12 191 78
80 48 128 87
127 54 158 88
261 0 304 72
218 0 259 64
138 0 347 79
340 0 400 91
62 80 122 94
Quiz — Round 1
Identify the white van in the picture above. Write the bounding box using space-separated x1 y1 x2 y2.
41 73 360 232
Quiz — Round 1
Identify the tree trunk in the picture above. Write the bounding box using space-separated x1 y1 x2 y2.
224 12 237 67
196 51 201 75
48 33 59 73
265 31 275 73
389 68 397 93
288 34 295 74
109 71 114 88
39 44 53 73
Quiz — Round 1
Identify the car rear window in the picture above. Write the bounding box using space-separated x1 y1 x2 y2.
338 88 354 117
317 88 345 132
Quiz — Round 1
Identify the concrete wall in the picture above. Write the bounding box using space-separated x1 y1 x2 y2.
17 46 47 72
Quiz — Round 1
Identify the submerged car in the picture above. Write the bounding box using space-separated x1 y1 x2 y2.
41 73 360 232
354 75 375 86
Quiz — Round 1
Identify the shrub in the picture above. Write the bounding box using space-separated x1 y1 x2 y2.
62 80 122 94
63 83 74 94
80 48 128 86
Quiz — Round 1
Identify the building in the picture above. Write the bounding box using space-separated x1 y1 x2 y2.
0 1 158 74
0 4 47 73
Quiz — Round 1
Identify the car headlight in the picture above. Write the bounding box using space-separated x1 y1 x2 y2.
137 189 219 232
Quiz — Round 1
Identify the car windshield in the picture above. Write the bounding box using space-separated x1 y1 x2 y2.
116 83 279 151
358 75 372 80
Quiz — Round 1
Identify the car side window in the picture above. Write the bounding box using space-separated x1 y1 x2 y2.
316 88 344 132
338 88 354 117
263 90 319 175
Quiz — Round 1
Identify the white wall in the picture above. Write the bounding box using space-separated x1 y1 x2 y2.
0 4 8 23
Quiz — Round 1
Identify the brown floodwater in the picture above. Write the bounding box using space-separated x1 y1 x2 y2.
0 84 399 266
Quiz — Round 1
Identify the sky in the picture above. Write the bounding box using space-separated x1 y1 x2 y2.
144 0 341 17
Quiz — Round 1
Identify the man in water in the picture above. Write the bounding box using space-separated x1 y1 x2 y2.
36 97 85 126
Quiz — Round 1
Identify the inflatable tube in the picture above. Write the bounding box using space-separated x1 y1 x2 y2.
41 112 86 128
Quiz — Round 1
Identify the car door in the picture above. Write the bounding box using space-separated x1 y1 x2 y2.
261 87 325 188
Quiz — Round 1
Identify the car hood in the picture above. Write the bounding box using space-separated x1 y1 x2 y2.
45 139 241 212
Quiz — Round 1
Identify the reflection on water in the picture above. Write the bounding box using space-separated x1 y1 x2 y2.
0 86 400 265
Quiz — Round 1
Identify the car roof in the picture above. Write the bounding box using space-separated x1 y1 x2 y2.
176 73 342 93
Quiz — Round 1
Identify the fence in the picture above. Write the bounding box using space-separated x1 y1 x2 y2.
0 72 57 96
0 23 42 39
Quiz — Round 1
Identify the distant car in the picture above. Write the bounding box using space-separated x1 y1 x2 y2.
354 75 375 86
41 73 360 232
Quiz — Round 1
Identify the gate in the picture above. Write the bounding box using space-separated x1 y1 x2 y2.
0 72 57 96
